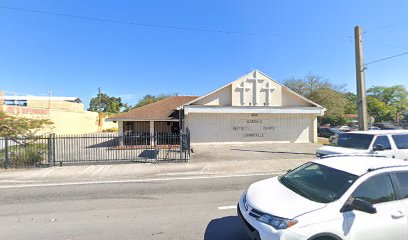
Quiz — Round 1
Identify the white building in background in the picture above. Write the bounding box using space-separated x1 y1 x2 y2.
108 70 325 144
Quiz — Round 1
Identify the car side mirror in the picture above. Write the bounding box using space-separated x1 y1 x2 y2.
373 144 385 152
341 198 377 214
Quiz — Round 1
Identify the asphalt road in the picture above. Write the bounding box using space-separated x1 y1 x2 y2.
0 174 277 240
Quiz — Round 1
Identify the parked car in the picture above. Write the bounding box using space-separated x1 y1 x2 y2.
373 122 400 130
316 130 408 160
401 120 408 129
238 156 408 240
329 134 340 145
318 127 343 138
338 125 352 132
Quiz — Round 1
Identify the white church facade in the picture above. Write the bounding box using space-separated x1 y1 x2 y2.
109 70 325 144
181 70 325 144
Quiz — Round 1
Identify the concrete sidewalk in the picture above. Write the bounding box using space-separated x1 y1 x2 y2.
0 143 321 187
0 157 313 187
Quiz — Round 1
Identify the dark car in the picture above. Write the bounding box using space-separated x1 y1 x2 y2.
373 122 400 130
318 127 344 138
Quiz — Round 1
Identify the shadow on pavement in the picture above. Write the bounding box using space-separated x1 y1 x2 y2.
204 216 249 240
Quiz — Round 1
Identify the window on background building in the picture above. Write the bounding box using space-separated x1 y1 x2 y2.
3 100 27 106
4 100 16 106
16 100 27 106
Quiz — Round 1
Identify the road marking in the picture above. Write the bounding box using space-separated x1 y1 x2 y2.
0 172 284 189
218 205 237 210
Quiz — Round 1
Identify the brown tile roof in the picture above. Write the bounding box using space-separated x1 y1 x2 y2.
108 96 199 121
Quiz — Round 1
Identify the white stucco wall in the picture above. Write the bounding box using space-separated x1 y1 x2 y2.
281 88 314 107
193 85 232 106
231 73 283 107
190 70 316 108
185 113 317 144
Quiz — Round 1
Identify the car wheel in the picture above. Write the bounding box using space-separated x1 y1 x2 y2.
312 237 338 240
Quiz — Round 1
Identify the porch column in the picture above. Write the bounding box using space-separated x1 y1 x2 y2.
150 121 154 145
118 121 124 146
312 117 318 143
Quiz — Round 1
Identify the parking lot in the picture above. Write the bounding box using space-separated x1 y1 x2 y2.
191 143 321 162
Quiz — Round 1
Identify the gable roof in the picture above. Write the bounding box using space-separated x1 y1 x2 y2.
107 96 199 121
179 69 324 109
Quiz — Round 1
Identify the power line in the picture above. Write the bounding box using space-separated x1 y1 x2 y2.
363 19 408 34
364 39 407 50
365 51 408 66
0 4 280 37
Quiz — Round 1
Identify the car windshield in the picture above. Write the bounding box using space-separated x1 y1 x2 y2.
337 133 374 149
279 162 358 203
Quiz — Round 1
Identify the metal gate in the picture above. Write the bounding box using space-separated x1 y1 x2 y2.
0 131 190 168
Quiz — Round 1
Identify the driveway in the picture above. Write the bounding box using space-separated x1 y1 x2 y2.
191 143 321 162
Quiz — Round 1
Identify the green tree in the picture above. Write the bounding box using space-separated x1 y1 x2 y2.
367 96 397 122
284 73 347 126
122 103 132 112
88 93 124 113
344 92 358 114
320 115 347 126
0 111 53 167
0 111 53 137
367 85 408 114
284 73 346 98
133 94 175 109
308 88 348 125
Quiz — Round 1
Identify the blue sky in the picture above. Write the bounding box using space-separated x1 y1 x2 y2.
1 0 408 107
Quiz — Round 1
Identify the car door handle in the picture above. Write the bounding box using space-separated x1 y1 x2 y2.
391 211 405 219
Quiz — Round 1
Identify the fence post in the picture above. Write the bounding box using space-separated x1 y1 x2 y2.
187 128 191 161
52 134 56 166
179 132 183 161
47 135 52 166
155 133 159 162
4 137 9 169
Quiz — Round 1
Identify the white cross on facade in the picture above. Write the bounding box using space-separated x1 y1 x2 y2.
236 81 251 105
261 82 276 106
246 72 264 106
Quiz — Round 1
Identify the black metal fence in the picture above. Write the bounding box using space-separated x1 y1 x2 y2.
0 131 191 168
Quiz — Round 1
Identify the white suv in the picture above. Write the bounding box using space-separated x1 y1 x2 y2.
238 156 408 240
316 130 408 160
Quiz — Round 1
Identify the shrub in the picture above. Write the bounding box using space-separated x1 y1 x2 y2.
103 127 118 132
10 148 44 167
320 115 348 126
0 143 47 168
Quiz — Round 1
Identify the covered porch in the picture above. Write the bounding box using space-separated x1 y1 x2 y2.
119 120 181 146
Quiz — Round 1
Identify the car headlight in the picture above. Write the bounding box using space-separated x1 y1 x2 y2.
241 191 249 211
257 214 298 230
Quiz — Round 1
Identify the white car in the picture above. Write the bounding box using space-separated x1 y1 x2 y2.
238 156 408 240
317 130 408 160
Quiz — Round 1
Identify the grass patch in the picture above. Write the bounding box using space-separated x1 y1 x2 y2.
317 137 329 145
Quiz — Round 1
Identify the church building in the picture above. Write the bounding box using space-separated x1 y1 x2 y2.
108 70 325 144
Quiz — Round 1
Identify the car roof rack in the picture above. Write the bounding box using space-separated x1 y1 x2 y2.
367 165 408 172
320 154 387 159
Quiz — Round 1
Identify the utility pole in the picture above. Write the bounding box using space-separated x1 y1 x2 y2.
98 87 102 112
354 25 368 131
48 91 53 111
